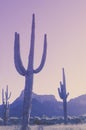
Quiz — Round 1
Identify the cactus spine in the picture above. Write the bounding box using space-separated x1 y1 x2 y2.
2 85 11 125
14 14 47 130
58 68 69 124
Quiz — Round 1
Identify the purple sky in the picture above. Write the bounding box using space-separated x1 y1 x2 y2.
0 0 86 103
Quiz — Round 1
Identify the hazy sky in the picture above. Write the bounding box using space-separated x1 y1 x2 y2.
0 0 86 103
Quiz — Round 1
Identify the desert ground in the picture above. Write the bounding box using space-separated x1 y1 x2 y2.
0 124 86 130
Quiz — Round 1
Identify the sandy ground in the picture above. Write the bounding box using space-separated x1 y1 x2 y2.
0 124 86 130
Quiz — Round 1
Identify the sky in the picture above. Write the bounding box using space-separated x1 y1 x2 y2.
0 0 86 103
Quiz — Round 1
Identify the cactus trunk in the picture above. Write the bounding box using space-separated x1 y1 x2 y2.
3 105 9 125
63 99 67 124
21 75 33 130
14 14 47 130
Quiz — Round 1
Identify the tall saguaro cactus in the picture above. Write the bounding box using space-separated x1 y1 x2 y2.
58 68 69 124
2 85 11 125
14 14 47 130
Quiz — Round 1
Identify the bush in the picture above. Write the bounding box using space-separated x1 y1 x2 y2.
9 117 22 125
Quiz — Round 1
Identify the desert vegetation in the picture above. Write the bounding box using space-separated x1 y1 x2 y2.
1 12 86 130
0 116 85 125
0 124 86 130
2 85 11 125
58 68 69 124
14 14 47 130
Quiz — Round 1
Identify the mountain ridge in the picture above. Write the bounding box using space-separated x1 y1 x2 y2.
2 91 86 117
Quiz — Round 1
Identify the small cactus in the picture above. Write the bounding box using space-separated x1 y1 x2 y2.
58 68 69 124
2 85 11 125
14 14 47 130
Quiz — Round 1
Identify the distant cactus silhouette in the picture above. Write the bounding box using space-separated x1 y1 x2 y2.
58 68 69 124
14 14 47 130
2 85 11 125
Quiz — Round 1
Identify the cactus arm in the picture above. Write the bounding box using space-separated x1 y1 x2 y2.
60 81 64 94
2 89 5 104
14 32 26 76
5 85 11 100
8 92 11 99
58 88 61 97
66 92 69 98
33 34 47 73
62 68 66 89
5 91 11 100
58 88 63 99
5 85 8 100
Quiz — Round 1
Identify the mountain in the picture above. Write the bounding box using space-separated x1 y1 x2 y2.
10 91 63 117
6 92 86 117
68 94 86 116
32 93 57 103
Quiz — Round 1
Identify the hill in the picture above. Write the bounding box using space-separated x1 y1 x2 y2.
1 91 86 117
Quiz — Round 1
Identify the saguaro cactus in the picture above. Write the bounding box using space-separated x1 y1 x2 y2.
2 85 11 125
14 14 47 130
58 68 69 124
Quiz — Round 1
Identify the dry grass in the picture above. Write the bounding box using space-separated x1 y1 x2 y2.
0 124 86 130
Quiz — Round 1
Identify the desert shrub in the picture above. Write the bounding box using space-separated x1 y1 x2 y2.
31 116 64 125
68 116 82 124
9 117 22 125
5 116 84 125
31 116 41 125
0 118 3 125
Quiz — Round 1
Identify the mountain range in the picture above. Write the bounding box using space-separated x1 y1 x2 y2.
1 91 86 117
